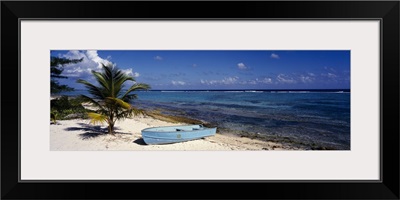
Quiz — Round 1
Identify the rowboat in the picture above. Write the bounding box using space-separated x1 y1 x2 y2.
141 124 216 145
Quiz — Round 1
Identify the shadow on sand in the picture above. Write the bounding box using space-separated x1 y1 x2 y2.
133 138 147 145
64 123 130 140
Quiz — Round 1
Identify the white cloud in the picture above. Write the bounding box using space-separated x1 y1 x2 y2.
203 76 275 86
121 68 140 78
241 77 273 85
201 76 239 85
192 64 197 67
246 80 257 85
154 56 163 60
222 76 239 84
321 72 337 79
201 79 216 85
300 75 313 83
324 66 336 72
60 50 114 78
327 73 337 78
85 50 113 69
57 50 143 82
237 62 247 70
258 77 273 84
271 53 280 59
277 74 296 84
171 80 186 86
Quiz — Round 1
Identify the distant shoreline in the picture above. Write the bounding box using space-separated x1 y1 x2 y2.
148 89 350 92
53 88 351 94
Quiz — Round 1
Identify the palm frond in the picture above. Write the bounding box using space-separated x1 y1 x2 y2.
130 107 146 116
76 79 105 99
78 95 105 111
122 94 137 102
114 75 134 97
115 106 145 119
121 83 151 100
92 71 110 91
105 97 131 109
102 64 115 96
87 112 108 125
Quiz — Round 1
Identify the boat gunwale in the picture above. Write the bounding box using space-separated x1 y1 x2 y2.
142 129 216 134
141 124 215 133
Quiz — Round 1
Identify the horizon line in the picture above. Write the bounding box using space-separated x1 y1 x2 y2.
145 89 350 91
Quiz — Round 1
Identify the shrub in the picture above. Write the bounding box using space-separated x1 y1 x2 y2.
50 96 88 121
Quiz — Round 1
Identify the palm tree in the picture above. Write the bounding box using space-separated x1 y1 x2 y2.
77 64 150 134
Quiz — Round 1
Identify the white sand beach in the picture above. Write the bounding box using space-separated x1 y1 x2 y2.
50 115 301 151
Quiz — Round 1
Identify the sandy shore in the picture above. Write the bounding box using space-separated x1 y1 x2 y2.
50 115 302 151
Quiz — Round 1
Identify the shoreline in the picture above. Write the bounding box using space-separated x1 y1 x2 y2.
50 115 301 151
50 99 304 150
50 95 344 150
144 110 341 150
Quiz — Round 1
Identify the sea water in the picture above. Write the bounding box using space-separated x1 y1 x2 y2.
134 90 350 150
58 89 350 150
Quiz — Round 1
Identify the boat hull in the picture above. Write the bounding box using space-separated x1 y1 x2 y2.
141 125 216 145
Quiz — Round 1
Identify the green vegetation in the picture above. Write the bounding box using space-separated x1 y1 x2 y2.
50 96 88 123
50 56 84 123
51 56 83 94
77 64 150 134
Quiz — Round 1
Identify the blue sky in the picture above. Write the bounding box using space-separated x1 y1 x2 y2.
51 50 350 90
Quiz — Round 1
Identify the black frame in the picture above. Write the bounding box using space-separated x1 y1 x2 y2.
2 1 399 199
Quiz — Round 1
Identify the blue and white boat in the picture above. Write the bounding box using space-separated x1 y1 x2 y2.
141 124 216 145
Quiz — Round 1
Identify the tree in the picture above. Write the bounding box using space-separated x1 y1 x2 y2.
77 64 151 134
51 56 83 93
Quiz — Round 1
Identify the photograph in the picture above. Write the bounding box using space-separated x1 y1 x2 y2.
2 0 399 199
50 50 350 151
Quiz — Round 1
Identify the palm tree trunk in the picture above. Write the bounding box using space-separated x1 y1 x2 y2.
108 111 115 135
108 121 115 135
